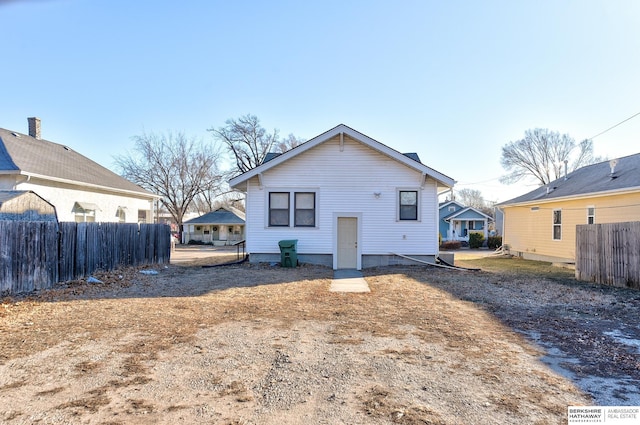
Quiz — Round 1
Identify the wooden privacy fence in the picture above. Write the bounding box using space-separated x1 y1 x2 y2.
1 221 171 295
575 221 640 289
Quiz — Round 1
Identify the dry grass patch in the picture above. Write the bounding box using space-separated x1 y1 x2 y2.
0 261 610 424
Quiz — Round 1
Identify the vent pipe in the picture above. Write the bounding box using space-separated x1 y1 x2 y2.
563 160 568 180
609 158 618 175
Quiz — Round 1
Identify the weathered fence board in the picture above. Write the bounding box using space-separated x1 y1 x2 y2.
576 221 640 289
1 221 171 295
0 221 59 294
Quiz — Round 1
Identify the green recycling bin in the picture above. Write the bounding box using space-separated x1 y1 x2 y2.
278 239 298 267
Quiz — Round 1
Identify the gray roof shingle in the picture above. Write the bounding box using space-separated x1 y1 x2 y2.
499 153 640 205
0 127 155 196
184 208 245 225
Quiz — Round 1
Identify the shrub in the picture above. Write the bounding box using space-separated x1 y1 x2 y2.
487 236 503 249
440 240 461 250
469 232 485 249
187 240 213 245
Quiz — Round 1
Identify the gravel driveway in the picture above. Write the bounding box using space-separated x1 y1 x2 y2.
1 257 637 424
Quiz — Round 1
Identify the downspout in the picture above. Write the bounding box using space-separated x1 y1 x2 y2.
14 174 31 189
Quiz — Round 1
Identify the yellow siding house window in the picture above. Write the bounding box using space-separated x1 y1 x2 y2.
553 209 562 240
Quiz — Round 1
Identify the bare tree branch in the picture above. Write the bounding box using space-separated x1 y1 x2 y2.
208 114 279 174
275 133 306 153
114 131 225 234
500 129 603 186
454 188 494 217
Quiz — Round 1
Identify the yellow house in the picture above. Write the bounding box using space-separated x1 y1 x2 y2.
497 154 640 263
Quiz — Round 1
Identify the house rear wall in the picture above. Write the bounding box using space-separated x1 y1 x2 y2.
245 135 439 264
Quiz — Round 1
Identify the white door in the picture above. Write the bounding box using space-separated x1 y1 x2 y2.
337 217 358 269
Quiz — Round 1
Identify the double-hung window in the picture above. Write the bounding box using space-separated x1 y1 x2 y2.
269 192 290 226
587 207 595 224
399 190 418 221
552 209 562 240
294 192 315 227
268 191 317 227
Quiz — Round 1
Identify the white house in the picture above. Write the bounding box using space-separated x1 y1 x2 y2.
228 124 455 269
182 207 245 245
0 118 159 223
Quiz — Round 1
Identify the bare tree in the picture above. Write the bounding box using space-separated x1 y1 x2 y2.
500 129 603 186
208 114 279 174
455 188 494 217
275 133 306 153
115 131 225 234
456 188 485 209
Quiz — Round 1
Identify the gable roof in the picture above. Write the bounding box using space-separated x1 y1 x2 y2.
443 206 493 221
438 200 465 210
0 127 157 198
498 153 640 206
229 124 455 190
184 207 246 225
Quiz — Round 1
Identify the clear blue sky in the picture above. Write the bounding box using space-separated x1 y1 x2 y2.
2 0 639 202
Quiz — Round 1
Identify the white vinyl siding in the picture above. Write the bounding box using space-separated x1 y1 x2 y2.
245 135 439 255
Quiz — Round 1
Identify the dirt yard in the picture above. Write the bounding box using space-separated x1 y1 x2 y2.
1 255 638 424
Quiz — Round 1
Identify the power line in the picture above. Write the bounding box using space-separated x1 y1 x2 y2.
589 110 640 140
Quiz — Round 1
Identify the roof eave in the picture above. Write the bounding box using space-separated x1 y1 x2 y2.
500 186 640 207
19 171 161 199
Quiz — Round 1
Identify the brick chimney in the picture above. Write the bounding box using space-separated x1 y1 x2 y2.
28 117 41 139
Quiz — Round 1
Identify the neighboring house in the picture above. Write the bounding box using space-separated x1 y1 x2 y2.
228 124 455 269
0 118 159 223
0 190 57 221
497 154 640 263
182 207 246 245
438 200 492 241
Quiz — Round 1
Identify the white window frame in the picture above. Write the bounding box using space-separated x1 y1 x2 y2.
268 191 290 227
587 206 595 225
116 207 126 223
75 209 96 223
265 188 319 229
294 192 316 227
397 188 421 222
552 209 562 240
